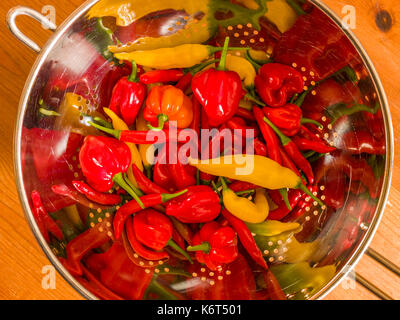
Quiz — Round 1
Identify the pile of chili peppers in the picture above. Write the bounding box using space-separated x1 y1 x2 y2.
24 0 386 301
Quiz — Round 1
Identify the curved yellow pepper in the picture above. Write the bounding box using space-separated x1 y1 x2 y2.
136 109 155 170
226 55 256 88
223 187 269 224
114 44 214 69
103 108 143 187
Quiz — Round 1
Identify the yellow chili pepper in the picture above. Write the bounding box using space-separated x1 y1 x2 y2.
270 262 336 299
221 179 268 223
226 55 256 88
190 155 324 206
136 109 155 173
103 108 143 187
114 44 227 69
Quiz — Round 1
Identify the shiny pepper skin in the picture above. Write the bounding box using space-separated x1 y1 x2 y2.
190 222 238 271
166 186 221 223
255 63 304 108
133 209 173 251
79 136 131 192
192 68 242 127
263 104 302 136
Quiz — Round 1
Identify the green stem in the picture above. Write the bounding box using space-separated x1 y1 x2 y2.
128 60 138 82
93 117 113 129
245 93 266 107
286 0 307 15
303 150 316 159
211 181 222 197
145 165 153 180
279 188 292 210
123 173 144 197
89 121 121 139
161 189 188 202
263 116 291 146
39 108 61 117
187 242 211 254
301 118 323 128
293 87 313 107
196 169 200 186
187 59 220 75
113 172 144 209
219 177 229 191
146 277 179 300
297 183 325 207
147 114 169 131
236 189 255 196
218 37 230 71
327 102 379 125
167 239 193 263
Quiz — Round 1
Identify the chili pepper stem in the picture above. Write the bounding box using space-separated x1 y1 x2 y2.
246 93 266 107
167 239 193 264
128 60 139 82
93 117 113 129
123 173 144 197
39 108 61 117
263 116 291 146
147 114 169 131
236 189 255 196
217 37 230 71
187 242 211 254
301 118 323 128
161 189 188 202
297 183 325 207
113 173 145 208
187 59 220 75
279 189 292 210
146 277 178 300
89 121 121 139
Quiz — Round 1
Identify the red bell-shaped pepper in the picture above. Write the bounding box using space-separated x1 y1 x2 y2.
109 61 147 126
132 209 193 262
192 37 242 127
187 221 238 271
255 63 304 108
263 104 302 136
166 186 221 223
274 8 359 83
79 136 144 207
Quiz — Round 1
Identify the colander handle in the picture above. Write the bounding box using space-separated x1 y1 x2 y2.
6 6 57 53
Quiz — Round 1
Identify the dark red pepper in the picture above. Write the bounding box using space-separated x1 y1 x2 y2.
192 38 242 127
166 186 221 223
131 163 168 194
268 189 303 221
109 61 147 126
255 63 304 108
292 136 336 154
187 221 238 271
335 130 385 155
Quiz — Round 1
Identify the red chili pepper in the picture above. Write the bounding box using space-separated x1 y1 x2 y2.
152 145 176 193
132 209 193 262
253 106 281 164
274 8 359 83
255 63 304 108
263 270 287 300
79 135 144 207
31 191 64 242
227 117 259 140
268 189 303 221
263 116 314 184
187 221 238 271
170 217 194 246
131 164 168 194
318 168 346 210
235 107 256 122
190 96 202 137
252 138 268 156
175 72 193 92
140 69 185 84
72 181 121 205
363 109 384 140
292 136 336 154
221 209 268 270
113 189 187 240
169 146 197 190
335 130 385 155
192 38 242 127
278 146 302 180
166 186 221 223
109 61 147 126
283 186 318 221
228 181 259 193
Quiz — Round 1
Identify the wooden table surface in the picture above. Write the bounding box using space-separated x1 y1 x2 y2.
0 0 399 300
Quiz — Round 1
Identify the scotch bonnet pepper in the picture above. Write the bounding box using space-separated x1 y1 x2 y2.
187 221 238 271
166 186 221 223
255 63 304 108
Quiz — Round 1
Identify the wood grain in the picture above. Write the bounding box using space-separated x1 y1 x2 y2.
0 0 398 300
